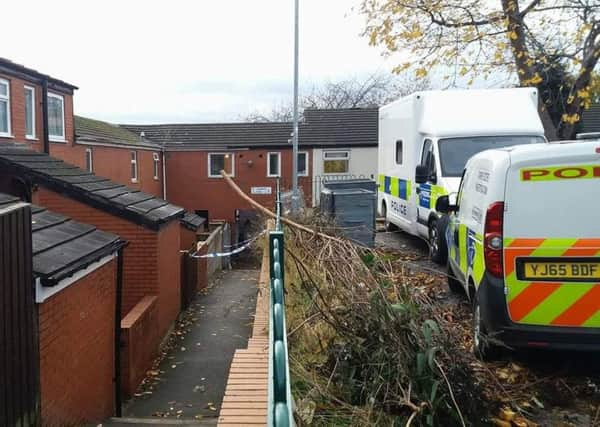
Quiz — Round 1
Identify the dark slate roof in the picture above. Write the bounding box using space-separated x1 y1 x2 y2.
75 116 162 149
301 108 378 147
0 142 184 231
180 212 206 231
581 104 600 133
0 57 77 92
120 107 378 150
0 194 123 286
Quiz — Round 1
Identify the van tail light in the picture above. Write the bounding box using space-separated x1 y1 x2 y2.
484 202 504 278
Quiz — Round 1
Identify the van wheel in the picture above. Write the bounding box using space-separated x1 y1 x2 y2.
472 294 501 361
382 203 396 231
447 264 463 294
429 217 447 265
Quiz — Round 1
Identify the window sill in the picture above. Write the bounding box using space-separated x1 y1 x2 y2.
0 134 14 139
131 179 139 183
26 136 38 141
267 175 281 178
49 138 67 143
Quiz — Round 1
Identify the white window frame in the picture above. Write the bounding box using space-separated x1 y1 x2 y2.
153 152 160 180
298 151 309 177
323 150 350 174
267 152 281 177
48 92 66 142
208 152 235 178
24 85 36 140
0 78 12 137
85 148 93 172
130 151 138 182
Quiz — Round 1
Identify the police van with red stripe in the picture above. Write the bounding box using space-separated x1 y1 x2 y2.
437 141 600 358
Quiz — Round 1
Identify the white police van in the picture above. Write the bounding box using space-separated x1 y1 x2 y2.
437 141 600 358
378 88 546 263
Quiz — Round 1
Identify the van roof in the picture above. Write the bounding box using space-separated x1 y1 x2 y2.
494 140 600 165
382 88 545 137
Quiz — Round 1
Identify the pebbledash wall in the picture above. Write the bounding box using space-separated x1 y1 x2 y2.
34 187 181 338
165 148 313 223
39 258 117 427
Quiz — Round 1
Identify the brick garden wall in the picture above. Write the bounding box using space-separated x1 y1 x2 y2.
39 258 116 427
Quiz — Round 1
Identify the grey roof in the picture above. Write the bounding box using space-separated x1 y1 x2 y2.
0 142 184 231
0 57 77 92
120 107 378 150
75 116 162 149
180 212 206 231
581 104 600 133
0 193 123 286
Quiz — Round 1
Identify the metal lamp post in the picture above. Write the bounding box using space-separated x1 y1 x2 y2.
291 0 300 213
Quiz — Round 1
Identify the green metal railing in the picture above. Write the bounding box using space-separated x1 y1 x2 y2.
267 180 294 426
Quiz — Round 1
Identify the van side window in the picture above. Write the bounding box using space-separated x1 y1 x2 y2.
456 169 467 209
395 140 403 164
421 139 436 176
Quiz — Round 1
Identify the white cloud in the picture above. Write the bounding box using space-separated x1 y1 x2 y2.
0 0 393 123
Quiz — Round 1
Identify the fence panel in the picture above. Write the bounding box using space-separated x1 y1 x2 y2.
0 202 40 427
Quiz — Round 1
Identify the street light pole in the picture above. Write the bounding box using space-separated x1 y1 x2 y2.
291 0 300 212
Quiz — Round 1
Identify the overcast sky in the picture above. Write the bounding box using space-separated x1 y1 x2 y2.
1 0 399 124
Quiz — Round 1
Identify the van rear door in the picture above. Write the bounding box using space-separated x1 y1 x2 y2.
503 159 600 328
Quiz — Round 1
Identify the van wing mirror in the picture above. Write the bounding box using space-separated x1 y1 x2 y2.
415 165 429 184
435 195 457 214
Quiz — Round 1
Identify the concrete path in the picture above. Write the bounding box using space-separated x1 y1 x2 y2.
122 269 259 423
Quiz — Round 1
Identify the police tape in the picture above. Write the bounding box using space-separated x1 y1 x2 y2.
187 230 266 259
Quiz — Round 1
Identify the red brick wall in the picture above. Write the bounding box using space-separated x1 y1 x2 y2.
120 296 159 398
50 143 164 198
165 149 312 223
0 72 74 152
157 220 182 333
34 187 180 337
39 258 116 427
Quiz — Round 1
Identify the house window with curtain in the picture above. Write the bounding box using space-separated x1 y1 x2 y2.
24 86 35 139
48 93 65 141
85 148 93 172
267 152 281 177
298 151 308 176
323 150 350 174
153 153 160 180
0 78 11 136
208 153 234 178
130 151 138 182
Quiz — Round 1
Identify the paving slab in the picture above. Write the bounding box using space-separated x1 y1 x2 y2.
123 269 259 422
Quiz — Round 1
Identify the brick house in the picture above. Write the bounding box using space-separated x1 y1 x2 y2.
0 193 125 427
121 108 379 222
0 57 77 157
0 142 185 338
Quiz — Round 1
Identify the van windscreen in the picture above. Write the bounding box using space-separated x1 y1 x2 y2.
438 135 544 177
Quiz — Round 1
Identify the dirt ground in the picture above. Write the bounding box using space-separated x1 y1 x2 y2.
375 228 600 426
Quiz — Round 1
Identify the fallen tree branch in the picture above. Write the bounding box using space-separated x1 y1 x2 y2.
220 170 343 242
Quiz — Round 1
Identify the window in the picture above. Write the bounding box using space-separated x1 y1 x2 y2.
85 148 93 172
421 138 436 176
395 140 403 164
153 153 160 180
267 152 281 177
24 86 35 139
130 151 138 182
298 151 308 176
437 135 545 177
48 93 65 141
0 78 11 136
208 153 234 178
323 150 349 174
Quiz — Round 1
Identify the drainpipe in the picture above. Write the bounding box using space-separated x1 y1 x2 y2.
162 148 167 200
114 244 126 417
41 79 50 154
